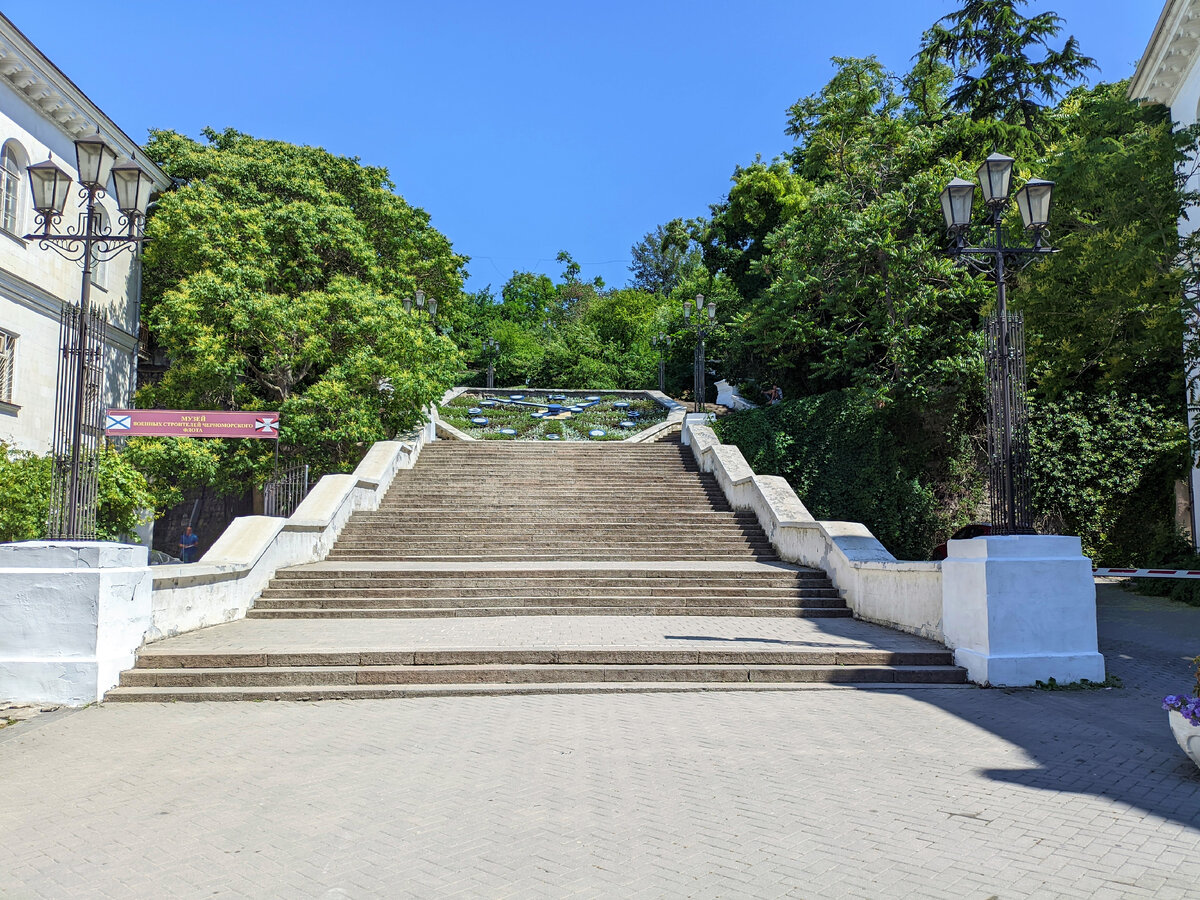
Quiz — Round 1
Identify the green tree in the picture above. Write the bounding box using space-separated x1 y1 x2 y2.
702 159 811 302
136 129 465 493
1013 81 1197 404
629 222 704 295
1029 393 1188 565
917 0 1096 134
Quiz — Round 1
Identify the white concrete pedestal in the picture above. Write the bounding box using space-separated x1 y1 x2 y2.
941 535 1105 686
680 413 716 445
0 542 152 705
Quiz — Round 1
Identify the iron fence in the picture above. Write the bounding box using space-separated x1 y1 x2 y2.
263 464 310 518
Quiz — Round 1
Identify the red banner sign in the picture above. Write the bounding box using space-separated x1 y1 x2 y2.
104 409 280 439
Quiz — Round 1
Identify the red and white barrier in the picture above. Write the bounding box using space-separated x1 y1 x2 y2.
1093 567 1200 580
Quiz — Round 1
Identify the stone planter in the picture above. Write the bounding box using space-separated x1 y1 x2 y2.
1169 710 1200 771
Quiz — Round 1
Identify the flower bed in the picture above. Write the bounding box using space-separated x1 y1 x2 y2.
439 391 668 441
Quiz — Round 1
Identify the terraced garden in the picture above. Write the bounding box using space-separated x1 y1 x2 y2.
438 391 669 440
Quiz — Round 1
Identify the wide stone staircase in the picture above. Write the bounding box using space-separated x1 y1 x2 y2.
107 440 966 701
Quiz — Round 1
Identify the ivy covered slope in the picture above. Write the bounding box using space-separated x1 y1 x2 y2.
704 1 1196 565
133 128 464 503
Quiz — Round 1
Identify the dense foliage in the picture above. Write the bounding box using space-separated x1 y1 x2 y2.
0 444 153 542
135 128 464 497
666 1 1196 563
713 392 974 560
1028 393 1189 563
457 253 695 393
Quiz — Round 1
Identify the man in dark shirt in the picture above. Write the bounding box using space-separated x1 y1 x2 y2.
179 525 200 563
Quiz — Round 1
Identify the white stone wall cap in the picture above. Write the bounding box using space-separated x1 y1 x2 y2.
854 559 941 572
712 445 754 484
753 475 814 523
150 562 247 587
286 474 357 529
644 390 686 412
0 541 148 568
946 534 1085 560
351 440 408 481
201 515 287 565
687 424 719 451
435 419 475 441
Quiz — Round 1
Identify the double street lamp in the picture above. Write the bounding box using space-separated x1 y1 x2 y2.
682 294 717 413
26 135 154 540
940 152 1055 536
403 289 438 328
650 331 672 393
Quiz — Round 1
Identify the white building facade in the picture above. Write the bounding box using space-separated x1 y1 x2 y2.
0 13 168 454
1132 0 1200 546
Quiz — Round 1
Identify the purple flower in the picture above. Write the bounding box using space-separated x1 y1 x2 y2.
1164 693 1200 726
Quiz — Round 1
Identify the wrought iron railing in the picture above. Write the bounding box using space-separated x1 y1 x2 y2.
46 304 107 540
263 464 310 518
984 312 1034 535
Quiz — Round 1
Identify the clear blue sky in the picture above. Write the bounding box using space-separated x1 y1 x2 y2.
5 0 1158 293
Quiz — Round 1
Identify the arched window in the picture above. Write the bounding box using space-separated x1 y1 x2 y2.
1 140 28 236
90 206 109 290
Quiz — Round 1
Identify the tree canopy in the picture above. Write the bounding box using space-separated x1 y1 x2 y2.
134 128 464 493
685 3 1196 564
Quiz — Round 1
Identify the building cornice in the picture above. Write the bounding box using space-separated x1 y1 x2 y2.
1131 0 1200 108
0 13 170 190
0 267 137 353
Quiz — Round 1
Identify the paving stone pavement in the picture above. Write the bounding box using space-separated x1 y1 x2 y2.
1 584 1198 899
132 612 945 657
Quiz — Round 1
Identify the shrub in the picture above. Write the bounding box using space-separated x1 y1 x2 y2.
0 443 154 543
1028 392 1188 566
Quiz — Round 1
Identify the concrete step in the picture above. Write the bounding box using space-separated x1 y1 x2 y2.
269 571 829 585
103 680 973 702
132 647 956 668
351 512 759 522
323 553 782 562
244 606 854 619
327 542 775 552
116 662 965 689
256 585 838 600
252 593 843 607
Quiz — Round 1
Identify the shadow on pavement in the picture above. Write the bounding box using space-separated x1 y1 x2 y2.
858 584 1200 830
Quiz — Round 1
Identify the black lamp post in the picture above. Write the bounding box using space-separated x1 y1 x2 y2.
483 338 499 390
26 135 154 540
682 294 717 414
650 331 671 393
940 152 1056 536
403 289 438 329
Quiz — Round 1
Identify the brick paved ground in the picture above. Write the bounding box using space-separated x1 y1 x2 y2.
1 584 1198 899
133 612 946 656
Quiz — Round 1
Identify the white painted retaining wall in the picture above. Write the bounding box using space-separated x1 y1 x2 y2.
147 426 432 641
683 421 945 642
684 419 1104 686
0 542 152 705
